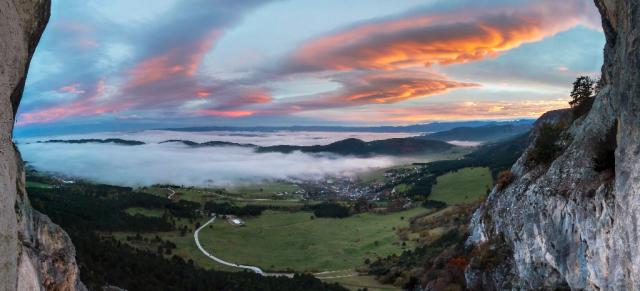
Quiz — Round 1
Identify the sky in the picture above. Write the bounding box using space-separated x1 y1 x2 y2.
14 0 605 137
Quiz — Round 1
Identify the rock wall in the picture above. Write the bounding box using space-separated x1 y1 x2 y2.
1 0 85 290
466 0 640 290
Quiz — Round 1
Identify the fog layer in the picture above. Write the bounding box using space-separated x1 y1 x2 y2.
21 130 416 146
19 142 404 187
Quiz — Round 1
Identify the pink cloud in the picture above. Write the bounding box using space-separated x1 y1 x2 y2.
17 80 115 125
287 0 599 72
194 109 256 118
58 83 85 94
126 30 221 88
303 99 571 123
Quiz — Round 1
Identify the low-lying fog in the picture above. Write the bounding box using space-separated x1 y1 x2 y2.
20 130 416 146
17 131 417 187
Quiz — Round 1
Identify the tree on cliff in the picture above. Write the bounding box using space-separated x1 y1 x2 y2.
569 76 598 117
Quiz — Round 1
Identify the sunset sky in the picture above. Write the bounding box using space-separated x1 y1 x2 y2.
15 0 605 136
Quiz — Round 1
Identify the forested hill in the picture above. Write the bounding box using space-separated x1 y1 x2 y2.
37 137 456 157
419 124 532 142
159 120 534 133
256 138 454 156
39 138 146 145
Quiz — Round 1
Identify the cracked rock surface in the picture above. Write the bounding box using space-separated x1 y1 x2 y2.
466 0 640 290
1 0 85 290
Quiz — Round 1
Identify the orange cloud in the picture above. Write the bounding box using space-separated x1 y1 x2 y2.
288 0 598 72
263 72 478 114
304 99 570 123
196 90 211 98
195 109 256 118
335 72 477 105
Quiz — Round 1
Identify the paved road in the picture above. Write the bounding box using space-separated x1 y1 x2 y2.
193 217 359 279
167 187 176 200
193 216 293 277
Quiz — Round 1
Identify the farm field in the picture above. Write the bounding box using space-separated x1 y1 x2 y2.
197 207 432 272
142 182 308 206
429 167 493 204
124 207 164 217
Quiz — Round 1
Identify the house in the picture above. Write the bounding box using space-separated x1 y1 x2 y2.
227 215 245 226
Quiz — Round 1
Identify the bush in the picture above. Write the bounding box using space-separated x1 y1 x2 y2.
495 170 515 191
528 123 564 165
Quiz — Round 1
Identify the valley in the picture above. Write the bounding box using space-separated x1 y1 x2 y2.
24 132 517 290
1 0 618 289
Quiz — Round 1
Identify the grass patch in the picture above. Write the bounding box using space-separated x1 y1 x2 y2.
394 183 411 193
198 207 431 272
26 181 54 189
429 167 493 205
124 207 164 218
143 182 306 204
230 181 300 197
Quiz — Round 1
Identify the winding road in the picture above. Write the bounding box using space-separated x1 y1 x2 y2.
193 216 359 280
167 187 176 200
193 216 293 277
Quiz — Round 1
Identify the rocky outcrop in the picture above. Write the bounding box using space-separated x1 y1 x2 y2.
1 0 85 290
466 0 640 290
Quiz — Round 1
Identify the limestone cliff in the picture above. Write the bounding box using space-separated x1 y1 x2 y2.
1 0 85 290
466 0 640 289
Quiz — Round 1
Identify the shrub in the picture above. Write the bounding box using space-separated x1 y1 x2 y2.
528 123 564 165
495 170 515 191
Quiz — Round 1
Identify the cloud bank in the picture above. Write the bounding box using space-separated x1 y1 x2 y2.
19 131 417 187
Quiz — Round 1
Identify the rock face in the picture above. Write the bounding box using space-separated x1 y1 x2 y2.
466 0 640 290
1 0 85 290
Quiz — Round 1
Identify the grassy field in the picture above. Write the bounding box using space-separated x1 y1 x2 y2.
111 217 238 272
124 207 164 217
25 181 54 188
393 183 411 193
198 207 431 272
429 167 493 205
230 181 301 197
142 181 304 204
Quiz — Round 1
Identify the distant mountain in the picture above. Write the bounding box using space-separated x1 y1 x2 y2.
160 140 255 147
40 138 145 146
419 124 533 142
257 137 454 156
37 137 454 157
158 120 534 133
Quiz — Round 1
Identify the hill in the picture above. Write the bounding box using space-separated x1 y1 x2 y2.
419 124 532 142
159 120 534 134
257 137 454 156
40 138 145 145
